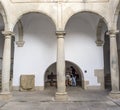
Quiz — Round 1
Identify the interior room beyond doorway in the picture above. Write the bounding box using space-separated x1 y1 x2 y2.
44 61 84 89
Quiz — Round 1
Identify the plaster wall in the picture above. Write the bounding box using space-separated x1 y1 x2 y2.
13 13 56 87
12 13 106 87
65 13 105 86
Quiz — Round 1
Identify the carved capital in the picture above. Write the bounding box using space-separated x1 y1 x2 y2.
56 31 66 39
106 30 119 37
16 41 25 47
2 31 15 39
95 40 104 46
2 31 15 36
56 31 66 36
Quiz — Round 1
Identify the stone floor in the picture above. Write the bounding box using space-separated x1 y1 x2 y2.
0 87 120 110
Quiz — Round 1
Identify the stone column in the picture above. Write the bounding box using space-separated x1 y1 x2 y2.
1 31 14 95
55 31 68 101
108 30 120 93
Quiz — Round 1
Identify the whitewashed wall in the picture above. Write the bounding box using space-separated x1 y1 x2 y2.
65 13 105 86
13 13 106 88
13 13 57 87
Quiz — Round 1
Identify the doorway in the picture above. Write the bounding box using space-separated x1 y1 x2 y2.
44 61 84 89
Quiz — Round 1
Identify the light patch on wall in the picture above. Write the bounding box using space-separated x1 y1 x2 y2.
11 0 109 3
94 69 104 90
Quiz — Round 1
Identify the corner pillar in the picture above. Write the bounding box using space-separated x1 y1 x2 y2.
0 31 14 98
108 30 120 95
55 31 68 101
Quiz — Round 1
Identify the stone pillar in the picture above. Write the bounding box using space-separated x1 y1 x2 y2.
108 30 120 94
55 31 68 101
1 31 14 95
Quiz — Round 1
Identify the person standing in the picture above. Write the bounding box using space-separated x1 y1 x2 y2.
70 66 76 86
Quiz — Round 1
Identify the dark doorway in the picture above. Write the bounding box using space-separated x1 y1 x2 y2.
44 61 84 89
104 32 111 90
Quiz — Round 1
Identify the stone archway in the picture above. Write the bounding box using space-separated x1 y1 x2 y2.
65 12 108 90
44 61 84 89
0 15 15 91
12 12 56 91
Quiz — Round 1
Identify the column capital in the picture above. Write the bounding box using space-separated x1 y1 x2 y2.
16 41 25 47
56 31 66 36
2 31 15 37
95 40 104 46
106 30 119 37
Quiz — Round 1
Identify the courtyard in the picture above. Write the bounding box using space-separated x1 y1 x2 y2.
0 87 120 110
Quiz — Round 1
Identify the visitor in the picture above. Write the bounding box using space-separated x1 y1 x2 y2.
70 66 77 86
66 74 70 86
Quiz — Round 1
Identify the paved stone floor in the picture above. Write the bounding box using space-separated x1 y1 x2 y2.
0 87 120 110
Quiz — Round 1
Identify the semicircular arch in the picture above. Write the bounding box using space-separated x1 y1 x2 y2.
44 60 85 89
115 1 120 15
115 1 120 29
64 10 108 30
0 2 8 30
12 10 57 31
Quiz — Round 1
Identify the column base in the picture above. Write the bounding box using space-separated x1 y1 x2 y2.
109 91 120 98
0 92 12 100
54 92 68 101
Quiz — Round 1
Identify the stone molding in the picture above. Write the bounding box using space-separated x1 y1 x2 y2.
2 31 15 38
95 40 104 46
56 31 66 38
106 30 119 37
96 18 104 46
16 20 24 47
55 92 68 101
109 91 120 98
16 41 25 47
